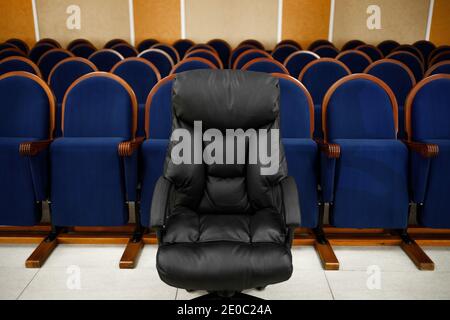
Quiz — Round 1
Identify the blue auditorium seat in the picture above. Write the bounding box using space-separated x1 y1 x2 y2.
299 58 351 138
0 42 20 52
377 40 400 57
283 51 319 79
48 57 97 137
337 50 372 73
356 44 383 61
365 59 416 139
308 40 334 51
0 48 26 61
185 49 223 69
111 43 139 58
70 43 97 59
413 40 436 65
277 39 302 50
320 74 409 228
406 75 450 228
233 49 270 69
0 72 54 226
171 57 217 74
387 51 424 82
394 45 425 64
341 40 365 51
229 45 255 70
151 44 180 64
37 49 74 81
0 56 41 77
241 57 288 74
429 51 450 66
138 48 174 78
88 49 124 72
271 44 298 63
313 45 339 58
29 43 55 63
67 39 94 51
239 39 265 50
207 39 232 68
173 39 195 59
104 39 128 49
51 72 140 227
112 58 161 137
36 38 61 48
6 38 29 54
425 61 450 77
137 39 159 53
428 45 450 66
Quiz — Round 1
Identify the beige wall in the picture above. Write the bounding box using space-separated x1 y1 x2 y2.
333 0 430 48
185 0 279 48
35 0 131 48
0 0 36 47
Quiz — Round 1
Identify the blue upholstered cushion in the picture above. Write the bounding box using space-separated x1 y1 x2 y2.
338 52 371 73
148 79 173 139
428 63 450 76
50 138 130 226
70 45 96 59
388 52 423 82
284 52 318 79
208 40 231 68
235 51 267 69
89 51 123 72
29 44 54 63
187 51 221 68
272 45 298 63
314 46 339 58
244 61 287 74
38 50 72 81
173 60 215 74
173 41 194 59
229 46 253 70
139 50 173 78
0 59 38 76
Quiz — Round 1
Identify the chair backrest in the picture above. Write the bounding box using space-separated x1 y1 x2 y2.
151 43 180 64
37 49 74 81
62 72 137 139
137 39 159 52
428 45 450 65
387 51 424 82
337 50 372 73
283 51 319 79
6 39 29 54
299 58 351 105
413 40 436 64
0 72 54 139
277 39 302 50
425 61 450 77
207 39 232 68
0 48 26 60
356 44 383 61
138 48 174 78
308 40 334 51
405 74 450 141
0 43 20 52
271 44 298 63
111 43 138 58
48 57 98 103
171 57 217 75
104 39 128 49
377 40 400 57
365 59 416 106
342 40 365 51
0 56 41 77
313 45 339 58
185 49 223 69
164 70 286 214
273 73 314 139
229 45 255 69
36 38 61 48
70 43 97 59
186 44 218 56
111 58 161 104
239 39 265 50
173 39 195 58
242 58 288 74
429 51 450 67
88 49 124 72
394 45 425 64
233 49 271 69
67 39 94 51
323 74 398 141
29 43 56 63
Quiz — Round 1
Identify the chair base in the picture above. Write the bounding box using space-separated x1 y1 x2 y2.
192 291 263 300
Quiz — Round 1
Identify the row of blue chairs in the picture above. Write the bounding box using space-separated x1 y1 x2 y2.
1 68 449 230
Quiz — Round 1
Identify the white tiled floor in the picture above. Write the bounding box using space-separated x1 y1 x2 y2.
1 244 450 300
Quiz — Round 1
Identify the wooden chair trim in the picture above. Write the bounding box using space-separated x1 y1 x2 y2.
48 57 98 87
283 50 320 67
170 57 218 75
386 50 425 77
186 44 219 56
118 136 145 157
394 44 425 64
364 58 416 87
229 44 257 66
241 57 289 74
0 56 42 78
150 43 181 63
403 140 439 158
19 139 53 156
36 48 74 67
104 39 129 48
428 45 450 65
322 73 399 142
110 57 161 82
429 50 450 68
298 58 351 82
315 138 341 158
88 49 125 61
138 48 174 67
184 49 223 69
425 60 450 77
61 72 138 139
233 49 271 69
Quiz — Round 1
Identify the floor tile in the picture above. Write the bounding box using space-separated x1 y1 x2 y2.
0 267 38 300
423 247 450 272
291 246 324 271
0 245 37 268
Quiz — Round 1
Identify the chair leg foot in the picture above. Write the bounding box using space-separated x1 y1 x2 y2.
401 239 434 271
314 239 339 270
25 236 58 268
119 237 144 269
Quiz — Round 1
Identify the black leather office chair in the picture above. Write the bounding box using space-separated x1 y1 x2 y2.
149 70 300 298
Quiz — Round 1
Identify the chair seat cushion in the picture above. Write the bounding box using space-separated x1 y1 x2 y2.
163 208 285 244
51 137 129 226
331 139 409 228
157 242 292 291
0 138 42 226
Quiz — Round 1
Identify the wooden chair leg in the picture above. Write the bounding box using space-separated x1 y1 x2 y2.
25 237 58 268
401 239 434 271
119 238 144 269
314 239 340 270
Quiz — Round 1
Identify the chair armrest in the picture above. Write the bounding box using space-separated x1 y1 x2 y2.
118 137 145 157
150 176 172 229
281 176 301 227
315 139 340 158
403 140 439 158
19 140 52 156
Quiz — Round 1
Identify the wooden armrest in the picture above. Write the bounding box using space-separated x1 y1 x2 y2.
403 140 439 158
118 137 145 157
19 140 52 156
315 139 341 159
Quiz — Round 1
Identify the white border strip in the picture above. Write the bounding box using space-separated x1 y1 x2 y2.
129 0 135 45
31 0 40 41
180 0 186 39
425 0 435 41
277 0 283 43
328 0 335 42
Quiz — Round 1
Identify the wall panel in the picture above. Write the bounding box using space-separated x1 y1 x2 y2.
430 0 450 46
0 0 36 47
333 0 430 49
134 0 181 45
282 0 331 49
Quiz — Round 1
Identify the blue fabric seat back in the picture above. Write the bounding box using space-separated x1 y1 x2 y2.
173 39 195 58
308 40 333 51
29 43 55 63
313 45 339 58
152 44 180 64
413 40 436 63
111 43 138 58
37 49 73 81
387 51 424 82
324 75 397 140
207 39 231 68
356 45 383 61
185 50 222 68
284 51 319 79
229 45 255 69
271 44 298 63
138 49 174 78
377 40 400 56
88 49 124 72
430 51 450 66
0 48 26 60
171 58 216 75
337 50 372 73
394 45 425 64
242 58 288 74
0 57 40 77
234 50 269 70
137 39 159 53
342 40 365 51
104 39 128 49
426 62 450 77
70 44 97 59
63 73 136 139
